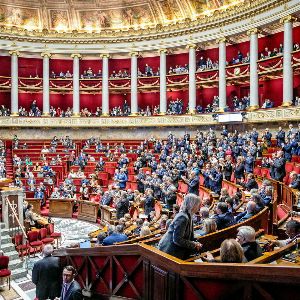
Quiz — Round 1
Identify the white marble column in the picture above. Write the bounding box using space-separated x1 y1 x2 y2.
9 50 19 116
248 29 259 109
218 38 227 111
71 54 81 116
41 52 51 116
130 52 138 115
281 15 294 106
101 54 110 116
188 44 197 113
159 49 167 114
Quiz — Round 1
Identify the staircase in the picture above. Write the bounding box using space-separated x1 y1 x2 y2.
0 222 28 280
5 147 13 178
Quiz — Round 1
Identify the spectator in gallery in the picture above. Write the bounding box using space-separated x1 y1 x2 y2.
261 99 274 109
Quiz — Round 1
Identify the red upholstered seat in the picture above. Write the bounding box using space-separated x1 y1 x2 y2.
0 269 11 277
0 255 11 289
50 232 62 238
48 223 61 248
39 228 54 244
30 240 43 247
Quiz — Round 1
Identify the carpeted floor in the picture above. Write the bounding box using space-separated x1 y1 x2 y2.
0 285 21 300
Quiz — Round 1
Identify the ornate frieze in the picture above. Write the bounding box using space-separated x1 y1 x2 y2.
0 107 299 128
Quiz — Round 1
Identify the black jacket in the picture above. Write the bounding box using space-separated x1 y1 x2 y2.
187 176 200 195
32 256 62 300
242 241 263 262
214 212 235 230
158 212 196 260
273 157 286 181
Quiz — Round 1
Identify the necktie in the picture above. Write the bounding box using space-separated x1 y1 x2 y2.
62 283 68 300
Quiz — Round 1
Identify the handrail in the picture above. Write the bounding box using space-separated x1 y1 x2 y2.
5 196 28 239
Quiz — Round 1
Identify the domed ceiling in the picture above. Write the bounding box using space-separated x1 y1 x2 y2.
0 0 244 32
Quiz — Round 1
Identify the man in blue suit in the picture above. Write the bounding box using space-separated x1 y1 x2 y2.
102 225 128 245
60 265 82 300
116 168 128 189
181 171 199 195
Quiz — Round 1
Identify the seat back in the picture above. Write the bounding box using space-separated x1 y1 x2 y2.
39 228 48 239
0 256 9 269
27 230 39 242
14 233 24 246
48 223 54 235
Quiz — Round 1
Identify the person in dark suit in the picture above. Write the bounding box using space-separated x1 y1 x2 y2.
32 244 61 300
181 171 199 195
158 194 202 259
242 173 258 191
213 202 235 230
234 157 245 184
116 192 129 219
289 172 300 190
236 226 263 262
272 151 286 182
144 188 155 216
102 225 128 245
60 265 82 300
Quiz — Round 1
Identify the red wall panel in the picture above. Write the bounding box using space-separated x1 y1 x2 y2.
19 57 43 78
167 53 188 69
109 58 131 75
109 93 130 110
50 93 73 110
80 94 102 111
197 48 219 63
0 56 11 77
50 59 73 74
80 59 102 76
138 56 160 74
197 87 219 108
258 31 283 54
226 40 250 63
260 78 283 107
0 91 11 107
293 74 300 98
293 25 300 45
19 92 43 110
138 92 159 109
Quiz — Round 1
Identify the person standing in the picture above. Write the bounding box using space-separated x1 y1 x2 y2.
32 244 61 300
60 265 82 300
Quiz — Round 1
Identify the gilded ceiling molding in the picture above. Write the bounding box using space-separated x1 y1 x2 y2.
0 0 291 45
8 50 19 56
41 52 52 58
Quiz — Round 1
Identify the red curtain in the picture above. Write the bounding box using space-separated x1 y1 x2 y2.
167 53 188 69
138 92 159 109
109 58 131 75
80 59 102 75
18 57 43 78
0 92 11 107
0 57 11 77
50 59 73 74
50 93 73 110
80 94 102 111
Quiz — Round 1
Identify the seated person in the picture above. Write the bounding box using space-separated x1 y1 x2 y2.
236 226 263 262
213 202 235 230
140 226 151 237
195 218 217 237
24 204 39 227
50 187 61 199
102 225 128 245
289 172 300 190
205 239 245 263
272 220 300 247
235 201 257 223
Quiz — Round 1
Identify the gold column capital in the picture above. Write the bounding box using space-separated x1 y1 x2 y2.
100 53 110 59
130 51 139 57
247 28 259 36
158 48 168 54
71 53 82 59
41 52 52 58
186 43 197 50
9 50 19 56
280 15 297 24
216 37 227 44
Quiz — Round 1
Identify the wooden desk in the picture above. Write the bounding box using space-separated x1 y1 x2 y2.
26 198 41 214
49 198 74 218
100 205 117 223
77 200 98 223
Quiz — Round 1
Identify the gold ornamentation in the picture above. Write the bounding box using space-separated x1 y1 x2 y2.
71 53 82 59
280 15 297 24
247 28 259 35
216 37 227 44
9 50 19 56
100 54 110 59
41 52 52 58
130 52 139 57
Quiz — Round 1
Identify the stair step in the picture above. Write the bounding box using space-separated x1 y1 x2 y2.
0 242 16 253
5 250 20 260
0 234 12 244
11 267 28 280
9 258 24 271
